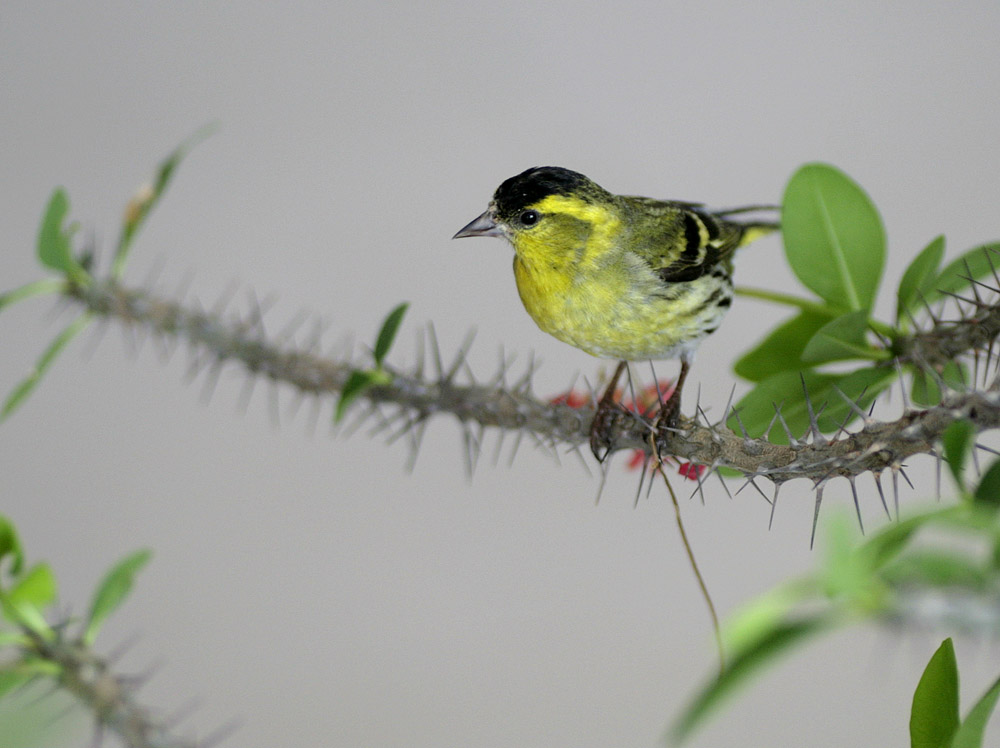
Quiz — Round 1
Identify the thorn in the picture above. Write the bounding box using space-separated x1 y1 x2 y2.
800 373 822 441
211 278 241 321
810 484 825 549
893 359 912 412
305 394 322 438
763 407 781 442
891 467 901 520
700 465 728 499
634 454 650 507
404 418 429 473
720 384 738 429
833 386 871 424
267 380 281 429
594 453 612 504
975 442 1000 456
934 448 942 501
849 477 864 534
873 471 891 519
768 482 780 529
731 407 751 440
506 428 525 467
736 476 770 503
426 322 444 380
772 402 799 446
199 358 225 405
276 307 310 345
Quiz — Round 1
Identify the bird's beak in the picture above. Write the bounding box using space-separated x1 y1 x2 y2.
453 210 504 239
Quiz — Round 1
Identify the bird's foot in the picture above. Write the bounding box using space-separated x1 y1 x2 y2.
589 361 627 462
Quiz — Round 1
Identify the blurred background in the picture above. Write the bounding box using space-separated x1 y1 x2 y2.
2 2 1000 746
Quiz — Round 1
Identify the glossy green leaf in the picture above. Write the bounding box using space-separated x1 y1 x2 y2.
112 125 216 278
897 236 945 322
911 638 960 748
782 164 885 311
951 673 1000 748
0 517 24 577
1 313 93 422
924 243 1000 307
728 366 896 444
335 370 377 423
83 549 152 645
36 189 82 278
373 302 409 367
671 617 830 742
733 309 836 382
801 310 880 364
943 420 975 492
974 460 1000 509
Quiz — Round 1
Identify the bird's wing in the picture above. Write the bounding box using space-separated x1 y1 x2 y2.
622 196 745 284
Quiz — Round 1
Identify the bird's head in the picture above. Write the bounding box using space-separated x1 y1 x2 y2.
454 167 620 267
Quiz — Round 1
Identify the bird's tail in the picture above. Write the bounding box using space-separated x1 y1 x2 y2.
715 204 780 247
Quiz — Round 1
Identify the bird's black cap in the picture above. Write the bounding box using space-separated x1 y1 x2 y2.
492 166 604 219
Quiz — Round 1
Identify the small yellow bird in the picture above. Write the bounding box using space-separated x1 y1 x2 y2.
454 166 777 459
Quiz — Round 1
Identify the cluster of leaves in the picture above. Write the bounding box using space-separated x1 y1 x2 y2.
0 127 213 422
731 163 999 441
0 515 150 705
671 431 1000 743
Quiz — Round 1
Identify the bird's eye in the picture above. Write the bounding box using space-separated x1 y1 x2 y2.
519 210 540 226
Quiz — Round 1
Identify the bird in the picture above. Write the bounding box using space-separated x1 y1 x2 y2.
453 166 778 460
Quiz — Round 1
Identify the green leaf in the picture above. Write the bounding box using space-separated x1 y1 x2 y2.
1 313 93 422
1 563 56 634
112 125 217 278
924 243 1000 307
728 366 896 444
0 518 24 577
373 302 409 367
951 674 1000 748
974 460 1000 509
733 309 837 382
670 617 830 742
882 551 988 590
943 420 975 492
897 236 945 322
911 638 960 748
6 564 56 611
36 189 83 280
0 279 65 315
911 361 967 407
83 549 152 645
858 507 957 571
801 310 882 364
720 579 818 655
782 163 886 311
335 370 377 423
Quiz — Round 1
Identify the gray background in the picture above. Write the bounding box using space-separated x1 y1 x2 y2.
2 2 1000 746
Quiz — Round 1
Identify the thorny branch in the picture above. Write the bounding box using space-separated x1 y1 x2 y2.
67 278 1000 491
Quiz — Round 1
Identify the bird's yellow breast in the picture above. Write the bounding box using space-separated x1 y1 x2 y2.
512 235 731 361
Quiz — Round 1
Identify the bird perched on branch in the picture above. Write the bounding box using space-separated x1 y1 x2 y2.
454 166 778 460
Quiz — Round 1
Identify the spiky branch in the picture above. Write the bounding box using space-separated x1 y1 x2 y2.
65 277 1000 492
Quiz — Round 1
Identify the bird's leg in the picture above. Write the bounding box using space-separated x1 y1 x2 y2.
654 357 690 451
589 360 628 461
